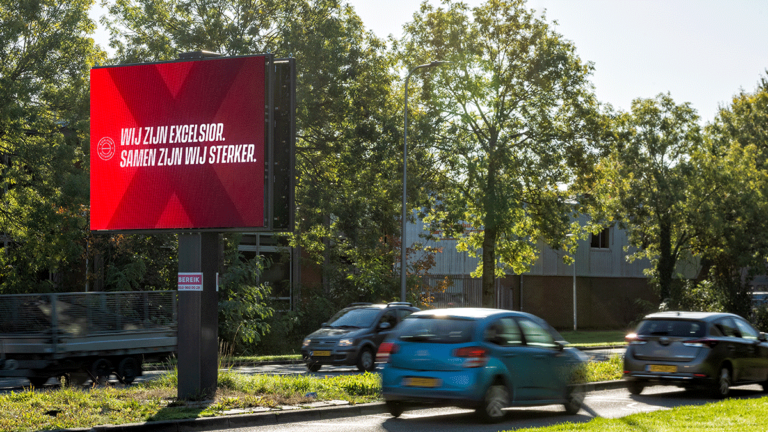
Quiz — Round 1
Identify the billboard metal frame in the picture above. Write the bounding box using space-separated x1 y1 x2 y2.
89 53 295 234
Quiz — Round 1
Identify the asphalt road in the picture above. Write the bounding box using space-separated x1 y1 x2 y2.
212 384 768 432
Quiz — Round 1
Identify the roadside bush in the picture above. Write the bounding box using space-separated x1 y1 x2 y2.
751 304 768 332
254 294 336 355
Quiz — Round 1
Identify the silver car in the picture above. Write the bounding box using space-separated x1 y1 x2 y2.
624 311 768 397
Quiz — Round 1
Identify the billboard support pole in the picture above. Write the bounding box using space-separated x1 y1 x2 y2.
178 232 219 399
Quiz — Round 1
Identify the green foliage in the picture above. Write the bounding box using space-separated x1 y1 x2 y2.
255 294 334 355
0 0 106 293
584 354 623 383
218 235 274 354
686 76 768 318
400 0 602 306
89 233 178 292
751 304 768 332
584 94 703 304
104 0 414 304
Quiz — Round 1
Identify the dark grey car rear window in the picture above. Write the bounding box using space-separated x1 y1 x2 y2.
397 316 475 343
636 319 705 338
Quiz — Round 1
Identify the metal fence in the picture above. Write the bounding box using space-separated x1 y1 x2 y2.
0 291 177 336
421 275 513 310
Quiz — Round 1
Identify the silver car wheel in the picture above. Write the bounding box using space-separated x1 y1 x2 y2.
357 348 375 372
716 367 731 398
478 384 509 423
563 384 584 415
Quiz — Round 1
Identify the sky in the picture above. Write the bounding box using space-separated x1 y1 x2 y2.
90 0 768 124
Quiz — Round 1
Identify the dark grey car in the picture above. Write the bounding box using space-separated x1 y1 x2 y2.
624 311 768 397
301 302 419 372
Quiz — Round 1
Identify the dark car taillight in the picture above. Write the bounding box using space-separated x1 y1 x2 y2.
625 333 647 345
377 342 399 363
682 338 719 348
452 346 489 368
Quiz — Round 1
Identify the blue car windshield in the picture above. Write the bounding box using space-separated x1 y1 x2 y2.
327 308 380 328
396 316 475 343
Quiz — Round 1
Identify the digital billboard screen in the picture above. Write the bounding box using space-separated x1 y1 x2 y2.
90 55 267 231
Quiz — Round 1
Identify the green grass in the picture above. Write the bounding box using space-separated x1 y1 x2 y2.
585 355 623 382
0 357 623 431
0 370 381 432
507 397 768 431
231 354 302 363
560 330 628 347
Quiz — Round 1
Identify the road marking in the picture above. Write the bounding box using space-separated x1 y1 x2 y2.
585 395 633 401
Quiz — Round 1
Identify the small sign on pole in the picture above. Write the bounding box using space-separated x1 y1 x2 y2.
178 273 204 291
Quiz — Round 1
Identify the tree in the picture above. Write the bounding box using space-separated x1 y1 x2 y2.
400 0 601 306
684 76 768 316
0 0 105 293
218 235 273 354
588 94 703 304
102 1 427 307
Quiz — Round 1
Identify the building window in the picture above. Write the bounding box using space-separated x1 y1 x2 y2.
591 227 610 249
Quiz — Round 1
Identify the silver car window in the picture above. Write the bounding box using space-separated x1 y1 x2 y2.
714 318 741 338
734 318 759 340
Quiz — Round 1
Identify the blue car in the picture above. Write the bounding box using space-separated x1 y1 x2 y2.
378 308 588 423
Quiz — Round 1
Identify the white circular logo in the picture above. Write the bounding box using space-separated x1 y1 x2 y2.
97 136 116 161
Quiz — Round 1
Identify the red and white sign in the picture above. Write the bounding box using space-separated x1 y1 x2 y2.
178 273 204 291
90 56 267 231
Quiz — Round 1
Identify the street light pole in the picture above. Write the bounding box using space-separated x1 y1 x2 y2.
573 247 577 331
401 60 449 302
567 233 577 331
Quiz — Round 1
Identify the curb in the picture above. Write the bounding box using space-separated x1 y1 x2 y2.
60 381 628 432
62 403 390 432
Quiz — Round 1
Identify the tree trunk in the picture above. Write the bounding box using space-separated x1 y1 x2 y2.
658 218 674 302
482 226 498 308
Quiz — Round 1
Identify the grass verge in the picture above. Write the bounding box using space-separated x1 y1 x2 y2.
507 396 768 431
560 330 628 347
0 357 623 431
0 370 380 432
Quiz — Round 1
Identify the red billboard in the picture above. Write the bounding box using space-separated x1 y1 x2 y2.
90 56 267 231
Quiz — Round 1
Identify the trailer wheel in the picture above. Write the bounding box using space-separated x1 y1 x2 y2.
117 357 141 385
91 358 113 385
61 372 88 388
27 377 49 388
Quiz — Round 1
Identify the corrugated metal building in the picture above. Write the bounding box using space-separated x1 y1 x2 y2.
407 215 700 329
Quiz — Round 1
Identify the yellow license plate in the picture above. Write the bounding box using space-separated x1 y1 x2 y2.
312 350 331 357
403 377 441 388
649 364 677 373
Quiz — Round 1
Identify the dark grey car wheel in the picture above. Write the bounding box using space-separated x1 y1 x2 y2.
712 367 731 398
627 380 645 395
476 383 509 423
357 347 375 372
